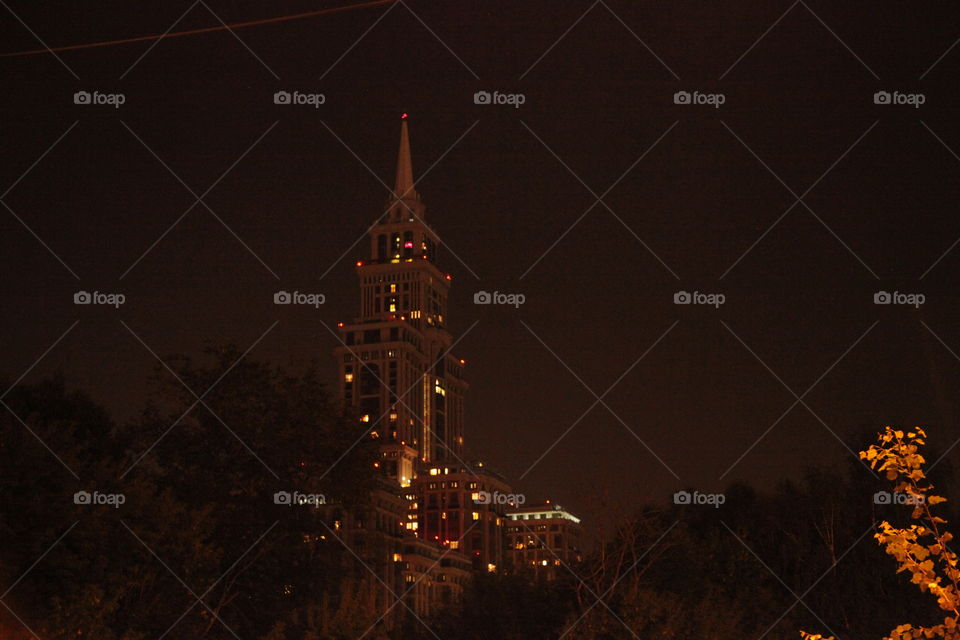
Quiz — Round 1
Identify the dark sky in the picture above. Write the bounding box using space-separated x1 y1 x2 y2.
3 0 960 530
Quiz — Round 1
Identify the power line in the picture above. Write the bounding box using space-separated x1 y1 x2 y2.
0 0 396 58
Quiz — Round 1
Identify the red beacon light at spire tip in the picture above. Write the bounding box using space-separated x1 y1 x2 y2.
401 112 408 119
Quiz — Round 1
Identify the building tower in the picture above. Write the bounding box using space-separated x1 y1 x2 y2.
334 117 467 488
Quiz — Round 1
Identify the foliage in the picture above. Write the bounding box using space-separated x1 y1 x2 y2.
802 427 960 640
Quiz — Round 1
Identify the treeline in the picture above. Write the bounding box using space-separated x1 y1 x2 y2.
1 351 955 639
424 453 958 639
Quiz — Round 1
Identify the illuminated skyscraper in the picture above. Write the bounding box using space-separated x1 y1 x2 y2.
334 117 467 487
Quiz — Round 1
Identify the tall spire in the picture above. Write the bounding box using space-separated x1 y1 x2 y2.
394 115 418 201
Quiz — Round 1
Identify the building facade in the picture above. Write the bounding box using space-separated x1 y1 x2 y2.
326 118 581 620
504 502 584 580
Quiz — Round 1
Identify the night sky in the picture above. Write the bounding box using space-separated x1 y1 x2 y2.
3 0 960 531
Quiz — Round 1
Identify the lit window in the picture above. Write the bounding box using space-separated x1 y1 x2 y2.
389 303 397 312
361 414 370 423
344 373 354 382
390 284 397 293
472 512 480 520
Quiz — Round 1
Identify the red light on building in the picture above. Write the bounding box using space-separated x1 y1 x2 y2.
356 260 364 267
